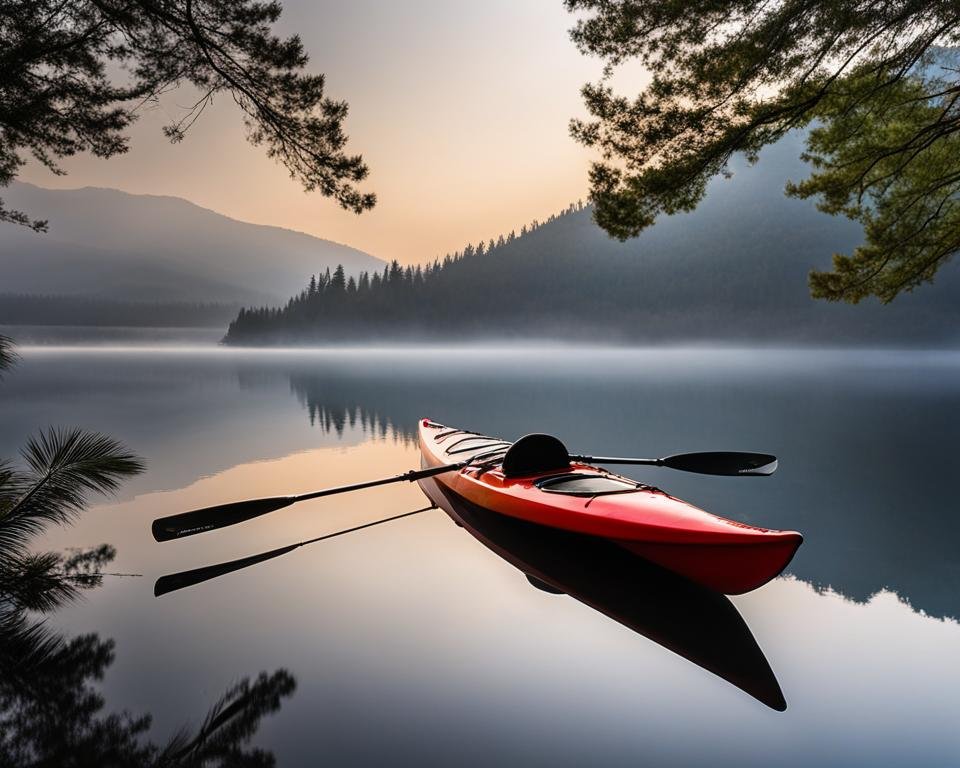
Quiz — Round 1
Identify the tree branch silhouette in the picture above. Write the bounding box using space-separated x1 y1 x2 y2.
0 0 375 230
566 1 960 303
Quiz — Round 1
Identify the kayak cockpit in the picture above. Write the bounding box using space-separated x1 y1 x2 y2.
535 473 645 497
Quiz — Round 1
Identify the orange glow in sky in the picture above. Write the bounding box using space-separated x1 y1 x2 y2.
19 1 646 265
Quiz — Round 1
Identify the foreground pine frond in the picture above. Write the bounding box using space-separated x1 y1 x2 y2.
0 428 144 554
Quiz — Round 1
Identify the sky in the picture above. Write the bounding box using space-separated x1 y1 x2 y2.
19 1 636 265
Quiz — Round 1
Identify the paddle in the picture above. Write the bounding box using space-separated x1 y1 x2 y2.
154 505 436 596
152 446 776 543
151 461 466 542
569 451 778 477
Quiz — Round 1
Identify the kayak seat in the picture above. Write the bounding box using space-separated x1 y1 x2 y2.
501 433 571 478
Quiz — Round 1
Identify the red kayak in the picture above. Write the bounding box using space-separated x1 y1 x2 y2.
418 419 802 594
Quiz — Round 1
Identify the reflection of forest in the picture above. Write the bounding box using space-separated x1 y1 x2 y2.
284 368 544 444
283 362 960 624
1 552 294 765
300 397 412 444
0 341 293 764
1 626 294 765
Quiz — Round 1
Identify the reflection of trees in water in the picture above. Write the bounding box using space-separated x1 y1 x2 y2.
1 548 295 767
284 369 523 444
0 607 295 766
0 525 296 766
304 401 406 443
290 375 417 443
0 517 295 768
0 356 295 764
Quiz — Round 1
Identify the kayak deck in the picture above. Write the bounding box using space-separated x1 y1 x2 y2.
418 419 802 594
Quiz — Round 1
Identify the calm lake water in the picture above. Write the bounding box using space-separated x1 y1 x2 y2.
4 343 960 766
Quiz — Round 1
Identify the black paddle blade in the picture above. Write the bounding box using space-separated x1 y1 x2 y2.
154 543 300 596
661 452 778 476
152 496 296 542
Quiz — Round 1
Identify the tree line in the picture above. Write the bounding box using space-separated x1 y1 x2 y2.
224 201 589 343
224 187 960 347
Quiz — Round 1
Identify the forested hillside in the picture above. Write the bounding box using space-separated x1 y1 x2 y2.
225 135 960 346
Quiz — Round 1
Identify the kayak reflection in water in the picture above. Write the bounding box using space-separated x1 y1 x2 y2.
419 477 787 712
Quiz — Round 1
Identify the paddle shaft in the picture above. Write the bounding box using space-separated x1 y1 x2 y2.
297 505 432 547
152 461 465 541
154 505 436 596
570 455 662 466
293 462 465 503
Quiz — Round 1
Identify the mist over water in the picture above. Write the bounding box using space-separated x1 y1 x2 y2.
4 340 960 766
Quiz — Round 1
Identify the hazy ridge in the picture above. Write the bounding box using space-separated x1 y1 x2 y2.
0 182 384 305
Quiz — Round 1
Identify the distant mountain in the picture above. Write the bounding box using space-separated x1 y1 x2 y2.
0 182 384 304
225 131 960 346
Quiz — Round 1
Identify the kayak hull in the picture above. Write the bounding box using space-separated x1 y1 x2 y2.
619 539 802 596
418 419 801 594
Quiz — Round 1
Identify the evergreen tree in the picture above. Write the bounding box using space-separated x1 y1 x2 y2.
388 260 404 285
330 264 346 292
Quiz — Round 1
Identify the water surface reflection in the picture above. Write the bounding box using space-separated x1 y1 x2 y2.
5 346 960 765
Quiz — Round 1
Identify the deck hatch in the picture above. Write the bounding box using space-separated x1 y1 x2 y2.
535 474 640 497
